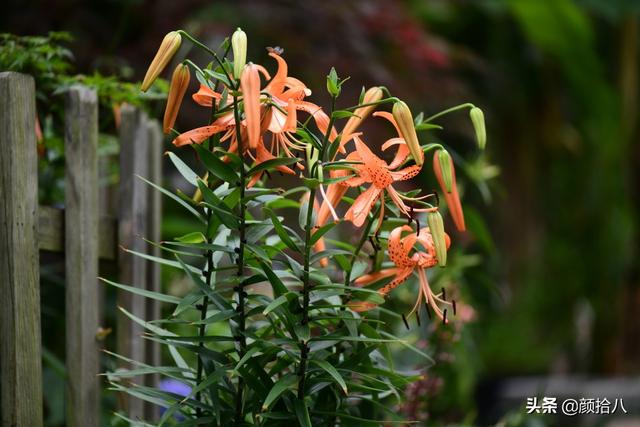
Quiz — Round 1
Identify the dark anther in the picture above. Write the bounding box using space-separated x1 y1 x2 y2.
415 219 421 234
233 286 240 292
442 309 448 325
415 311 421 326
401 314 410 330
241 291 248 298
233 335 242 342
236 181 242 187
441 287 446 301
234 247 241 254
452 300 457 315
195 304 203 310
241 239 247 244
433 191 440 207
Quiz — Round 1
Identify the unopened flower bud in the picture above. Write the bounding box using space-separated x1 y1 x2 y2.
305 143 322 180
341 86 383 145
141 31 182 92
427 210 447 267
469 106 486 150
392 100 423 166
163 63 190 134
433 150 465 231
240 63 261 149
232 28 247 80
436 149 453 193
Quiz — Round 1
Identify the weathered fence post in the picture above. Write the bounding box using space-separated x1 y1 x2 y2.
0 72 43 426
117 105 150 418
145 119 163 421
64 85 100 427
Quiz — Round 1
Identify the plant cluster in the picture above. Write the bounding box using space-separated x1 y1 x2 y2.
106 28 488 426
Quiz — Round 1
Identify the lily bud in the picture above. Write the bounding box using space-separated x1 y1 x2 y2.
433 150 465 231
469 106 486 150
341 86 383 147
392 100 423 166
305 143 322 180
427 210 447 267
231 28 247 80
163 64 190 134
436 149 454 193
240 63 261 150
141 31 182 92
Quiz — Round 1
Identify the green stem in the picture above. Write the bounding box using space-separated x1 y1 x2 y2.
232 94 247 426
298 94 337 401
423 103 475 123
297 186 316 400
343 204 381 290
178 30 235 87
196 100 220 418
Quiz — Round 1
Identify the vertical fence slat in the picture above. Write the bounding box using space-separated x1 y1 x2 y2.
145 119 163 421
116 105 149 418
0 72 43 426
64 85 100 427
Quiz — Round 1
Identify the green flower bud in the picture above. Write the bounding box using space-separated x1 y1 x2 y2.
232 28 247 79
469 106 486 150
392 100 423 166
427 210 447 267
306 143 321 180
437 149 453 193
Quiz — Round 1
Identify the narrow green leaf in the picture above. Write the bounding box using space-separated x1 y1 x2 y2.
265 208 300 252
175 231 206 244
247 157 300 177
101 277 181 304
167 151 199 186
293 399 313 427
311 360 347 395
263 294 289 315
138 175 204 222
193 144 238 183
262 374 297 410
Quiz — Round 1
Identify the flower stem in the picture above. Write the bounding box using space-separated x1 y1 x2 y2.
297 186 316 400
423 103 475 123
297 94 337 401
343 204 382 289
232 94 248 425
196 101 220 417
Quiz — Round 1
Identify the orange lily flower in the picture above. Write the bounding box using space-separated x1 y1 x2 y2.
171 52 335 189
433 150 465 231
350 225 452 323
316 110 416 228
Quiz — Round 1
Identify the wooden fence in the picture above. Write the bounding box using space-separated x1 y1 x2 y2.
0 71 163 426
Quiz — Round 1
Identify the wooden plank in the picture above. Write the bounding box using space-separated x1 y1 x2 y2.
0 72 43 426
64 85 100 427
38 206 117 260
144 119 163 421
116 105 149 418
